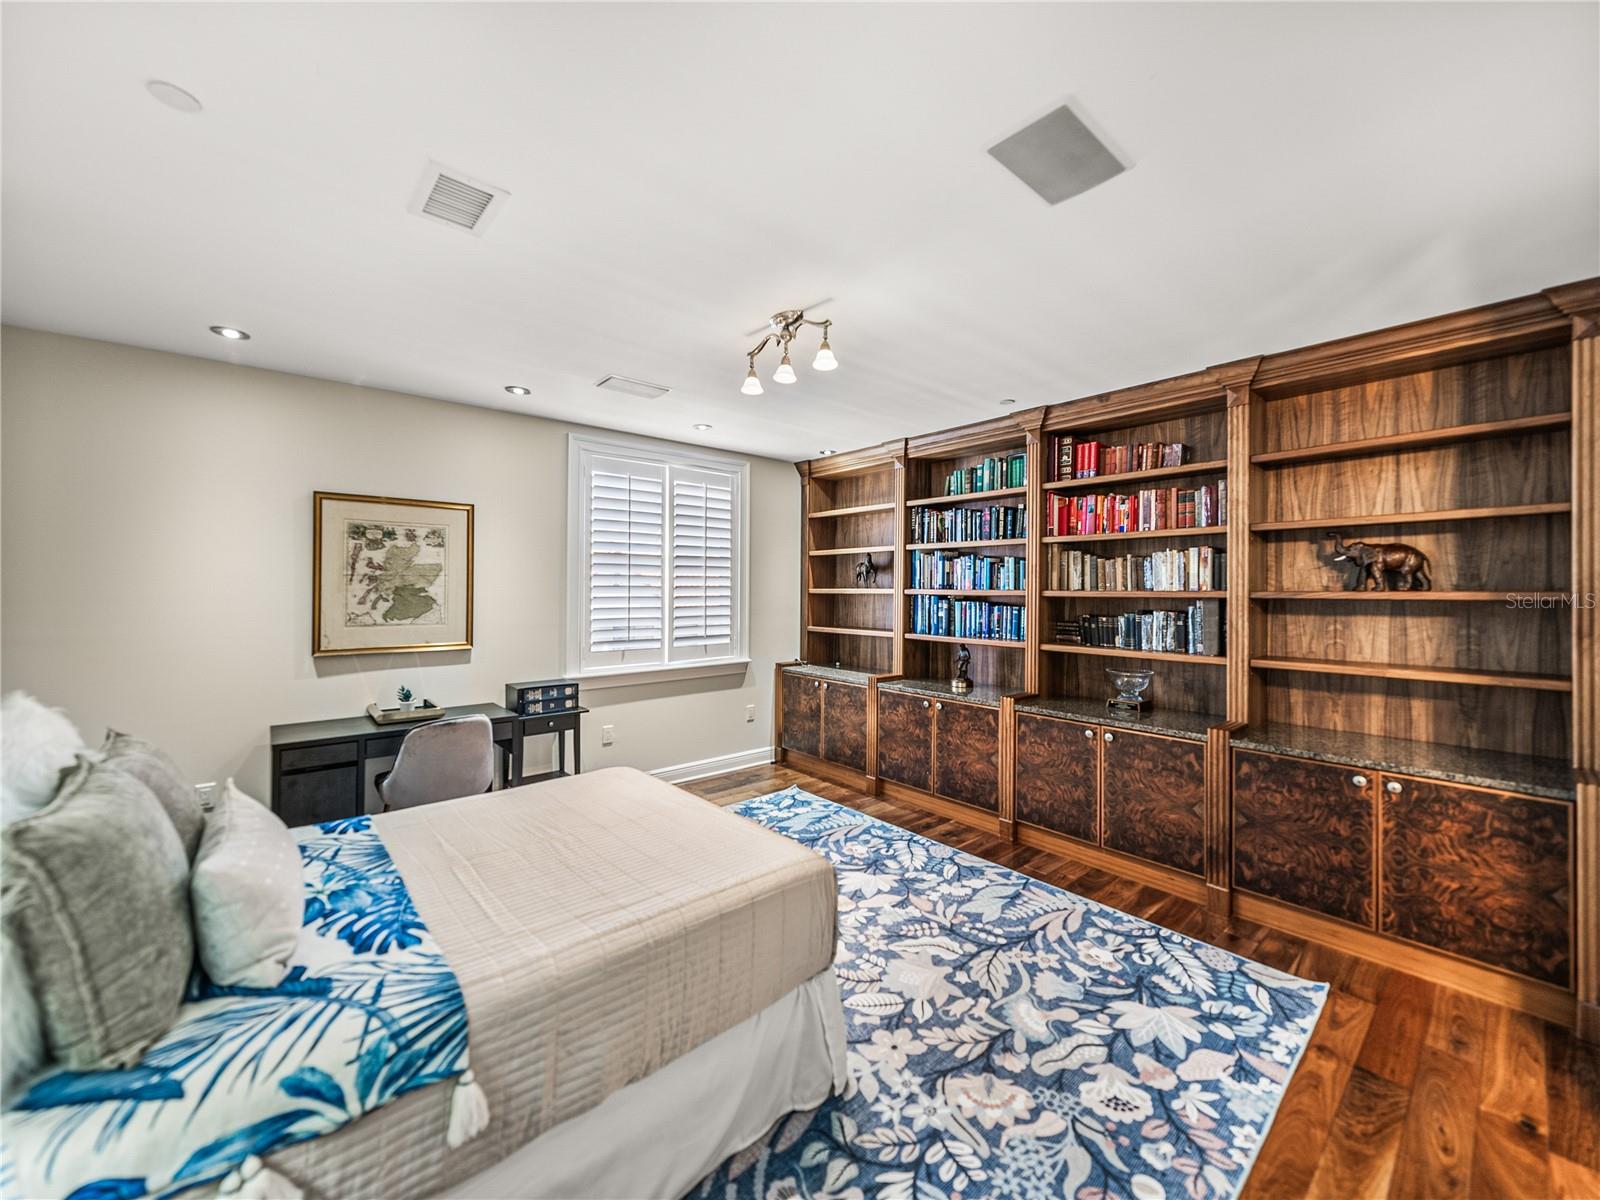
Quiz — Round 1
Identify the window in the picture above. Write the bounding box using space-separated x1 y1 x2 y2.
568 434 749 682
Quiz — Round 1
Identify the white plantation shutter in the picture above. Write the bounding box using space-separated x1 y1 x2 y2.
571 436 746 678
670 469 735 657
587 460 664 657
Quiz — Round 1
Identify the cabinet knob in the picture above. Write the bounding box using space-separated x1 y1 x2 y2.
1083 727 1096 739
1103 731 1114 742
1350 774 1368 788
822 682 829 690
813 680 821 689
935 702 943 710
1385 780 1403 794
922 700 930 708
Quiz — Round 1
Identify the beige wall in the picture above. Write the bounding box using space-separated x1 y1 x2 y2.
0 327 799 801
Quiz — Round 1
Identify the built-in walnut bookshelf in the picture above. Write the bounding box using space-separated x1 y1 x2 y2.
799 446 902 674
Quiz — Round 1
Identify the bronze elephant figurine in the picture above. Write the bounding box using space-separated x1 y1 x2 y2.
1326 532 1432 591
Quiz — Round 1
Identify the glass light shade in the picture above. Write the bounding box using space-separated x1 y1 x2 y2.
740 366 763 396
773 353 797 384
812 340 838 371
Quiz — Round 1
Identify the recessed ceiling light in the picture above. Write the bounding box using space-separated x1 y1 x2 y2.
694 423 714 431
504 385 530 396
818 449 839 457
209 325 250 341
999 398 1018 406
146 80 202 114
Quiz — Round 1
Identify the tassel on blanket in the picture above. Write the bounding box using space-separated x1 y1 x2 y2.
219 1155 303 1200
447 1068 490 1149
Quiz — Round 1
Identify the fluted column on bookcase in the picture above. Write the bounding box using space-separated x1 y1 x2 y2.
1548 280 1600 1043
891 443 908 677
1020 410 1046 694
1220 360 1262 727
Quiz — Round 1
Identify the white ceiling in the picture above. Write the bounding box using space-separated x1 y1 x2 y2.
3 3 1596 461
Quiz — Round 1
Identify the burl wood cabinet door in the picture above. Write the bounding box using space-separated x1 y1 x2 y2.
934 700 1000 811
1380 777 1572 986
1101 729 1204 874
780 672 821 757
876 691 933 791
1233 750 1376 927
820 681 868 772
1014 712 1099 842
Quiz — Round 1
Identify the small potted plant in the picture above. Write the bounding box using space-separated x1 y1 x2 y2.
396 685 416 712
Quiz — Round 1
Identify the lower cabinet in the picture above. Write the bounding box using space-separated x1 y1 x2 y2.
933 700 999 811
877 690 933 791
780 672 821 757
1380 777 1572 987
1233 750 1376 927
820 681 869 772
1013 712 1099 842
1101 729 1205 875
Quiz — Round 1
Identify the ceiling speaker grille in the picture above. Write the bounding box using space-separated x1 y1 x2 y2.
408 161 508 236
988 104 1126 205
595 375 671 400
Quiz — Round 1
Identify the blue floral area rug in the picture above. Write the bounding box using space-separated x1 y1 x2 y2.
698 787 1327 1200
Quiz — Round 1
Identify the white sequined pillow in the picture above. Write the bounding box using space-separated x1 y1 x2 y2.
190 780 302 988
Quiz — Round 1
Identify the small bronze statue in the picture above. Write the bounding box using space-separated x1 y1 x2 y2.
1325 532 1432 591
854 555 878 589
952 643 973 693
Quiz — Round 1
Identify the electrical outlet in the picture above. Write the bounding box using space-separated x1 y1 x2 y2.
601 724 615 746
745 705 756 723
194 781 218 810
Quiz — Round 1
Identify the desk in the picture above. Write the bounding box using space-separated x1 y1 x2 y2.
270 703 516 826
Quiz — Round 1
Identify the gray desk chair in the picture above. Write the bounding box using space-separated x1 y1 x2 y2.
377 714 495 812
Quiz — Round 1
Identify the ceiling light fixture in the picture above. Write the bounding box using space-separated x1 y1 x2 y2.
209 325 250 340
146 80 203 114
694 423 714 431
818 449 839 457
741 309 836 393
504 385 530 396
999 398 1018 406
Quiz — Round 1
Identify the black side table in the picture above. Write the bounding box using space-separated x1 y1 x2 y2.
511 706 588 785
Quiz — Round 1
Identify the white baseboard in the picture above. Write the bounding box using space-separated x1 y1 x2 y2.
651 746 775 785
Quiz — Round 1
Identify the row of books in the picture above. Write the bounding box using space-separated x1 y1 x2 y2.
911 596 1026 642
910 504 1026 544
1050 436 1187 481
943 452 1027 495
1054 601 1223 656
1050 546 1226 592
1046 482 1226 537
910 551 1025 591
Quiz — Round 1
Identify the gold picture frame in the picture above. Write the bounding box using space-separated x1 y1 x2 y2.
312 492 474 656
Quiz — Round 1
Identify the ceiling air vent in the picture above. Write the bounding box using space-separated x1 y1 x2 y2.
595 375 671 401
407 161 509 236
987 103 1125 205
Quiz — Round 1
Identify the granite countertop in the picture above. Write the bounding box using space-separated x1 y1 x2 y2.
1014 697 1220 742
1232 722 1575 801
783 663 873 684
878 678 1014 707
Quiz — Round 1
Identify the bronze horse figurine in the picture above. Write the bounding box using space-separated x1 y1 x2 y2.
1325 532 1431 591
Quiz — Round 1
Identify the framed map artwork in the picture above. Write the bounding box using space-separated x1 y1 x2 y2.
312 492 474 656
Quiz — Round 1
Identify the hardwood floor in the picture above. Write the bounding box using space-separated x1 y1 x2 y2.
685 763 1600 1200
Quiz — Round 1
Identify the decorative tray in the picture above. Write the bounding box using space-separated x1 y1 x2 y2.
365 702 446 725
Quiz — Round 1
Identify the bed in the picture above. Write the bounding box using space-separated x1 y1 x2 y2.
261 766 846 1200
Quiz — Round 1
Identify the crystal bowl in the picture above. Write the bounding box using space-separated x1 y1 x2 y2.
1105 667 1154 705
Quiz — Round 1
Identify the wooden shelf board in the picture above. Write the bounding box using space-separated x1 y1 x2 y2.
808 587 893 595
909 538 1028 550
1250 656 1572 692
906 632 1026 648
1251 590 1567 602
906 486 1027 508
1043 526 1228 544
906 589 1026 597
808 545 895 557
1042 459 1229 492
1251 503 1570 533
807 625 894 639
1250 412 1572 466
1044 590 1225 599
808 502 896 519
1042 643 1227 665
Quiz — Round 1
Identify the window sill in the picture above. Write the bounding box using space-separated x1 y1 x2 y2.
576 659 752 690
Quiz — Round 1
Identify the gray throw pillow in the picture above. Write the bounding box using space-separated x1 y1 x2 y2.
2 757 193 1070
101 730 203 861
191 780 302 988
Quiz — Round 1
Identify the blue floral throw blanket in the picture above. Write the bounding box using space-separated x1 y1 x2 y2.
699 788 1327 1200
2 816 478 1200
